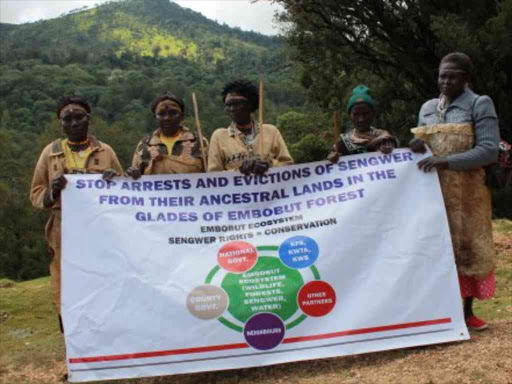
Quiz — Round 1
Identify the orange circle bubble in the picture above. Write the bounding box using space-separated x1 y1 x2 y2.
217 241 258 273
298 280 336 317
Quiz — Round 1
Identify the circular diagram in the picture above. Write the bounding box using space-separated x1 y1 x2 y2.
186 237 336 350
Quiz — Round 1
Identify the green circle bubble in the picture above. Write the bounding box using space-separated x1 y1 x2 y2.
221 256 304 323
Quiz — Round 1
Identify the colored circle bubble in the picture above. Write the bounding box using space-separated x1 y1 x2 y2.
244 313 285 350
298 280 336 317
186 285 228 320
279 236 319 269
217 241 258 273
222 256 304 323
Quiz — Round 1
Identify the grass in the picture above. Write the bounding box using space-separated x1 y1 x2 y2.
476 220 512 321
1 220 511 384
0 277 64 367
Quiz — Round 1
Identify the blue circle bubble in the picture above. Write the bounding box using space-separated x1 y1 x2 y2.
279 236 319 269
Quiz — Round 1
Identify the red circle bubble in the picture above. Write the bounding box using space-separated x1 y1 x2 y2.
217 241 258 273
298 281 336 317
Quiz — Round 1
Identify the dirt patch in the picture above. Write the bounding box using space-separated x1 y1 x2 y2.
7 328 33 339
0 361 66 384
494 231 512 254
0 282 14 289
1 322 510 384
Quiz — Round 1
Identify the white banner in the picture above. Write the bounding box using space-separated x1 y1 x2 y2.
61 149 469 383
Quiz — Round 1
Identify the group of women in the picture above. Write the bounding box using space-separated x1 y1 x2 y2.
31 52 500 333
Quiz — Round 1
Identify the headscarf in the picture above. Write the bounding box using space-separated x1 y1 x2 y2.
155 99 182 114
225 94 249 103
347 85 376 113
59 104 88 119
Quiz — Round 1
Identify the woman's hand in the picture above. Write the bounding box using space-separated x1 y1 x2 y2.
51 175 67 198
327 151 340 163
252 159 270 176
239 158 255 176
409 138 427 153
44 174 67 207
327 144 340 163
125 166 142 180
417 156 449 172
240 158 270 176
378 140 394 154
102 168 120 181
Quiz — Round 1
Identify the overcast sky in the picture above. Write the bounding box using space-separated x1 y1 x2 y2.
0 0 284 35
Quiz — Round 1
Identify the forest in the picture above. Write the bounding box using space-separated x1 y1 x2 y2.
0 0 510 281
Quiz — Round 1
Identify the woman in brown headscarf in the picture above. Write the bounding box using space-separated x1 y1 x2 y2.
126 92 207 178
410 52 500 331
30 96 123 330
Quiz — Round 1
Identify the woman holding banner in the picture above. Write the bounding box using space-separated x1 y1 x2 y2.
328 85 399 162
126 92 207 178
30 96 123 330
409 52 500 331
208 79 293 175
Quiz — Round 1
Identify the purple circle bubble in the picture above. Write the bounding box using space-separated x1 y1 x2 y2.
244 313 285 351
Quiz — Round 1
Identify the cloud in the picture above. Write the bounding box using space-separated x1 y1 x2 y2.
0 1 109 24
0 0 283 35
174 0 284 35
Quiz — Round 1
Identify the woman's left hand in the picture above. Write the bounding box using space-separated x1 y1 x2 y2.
409 138 427 154
417 156 449 172
102 168 120 181
125 166 142 180
378 141 394 154
253 159 270 176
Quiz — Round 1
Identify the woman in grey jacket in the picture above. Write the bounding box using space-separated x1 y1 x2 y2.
410 52 500 331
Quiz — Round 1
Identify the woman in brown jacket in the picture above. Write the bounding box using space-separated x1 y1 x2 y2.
30 96 123 330
126 92 207 178
208 79 293 174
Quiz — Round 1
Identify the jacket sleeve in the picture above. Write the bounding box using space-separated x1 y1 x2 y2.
270 129 294 167
417 99 437 127
207 130 225 172
131 140 143 169
108 146 124 175
132 138 153 174
199 136 209 172
30 145 51 209
447 95 500 170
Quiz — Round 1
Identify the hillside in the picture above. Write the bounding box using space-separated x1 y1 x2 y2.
0 0 283 69
0 220 510 383
1 0 509 289
0 0 330 284
0 0 305 137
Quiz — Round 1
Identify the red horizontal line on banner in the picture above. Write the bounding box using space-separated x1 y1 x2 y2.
69 342 249 363
282 318 452 344
69 318 451 364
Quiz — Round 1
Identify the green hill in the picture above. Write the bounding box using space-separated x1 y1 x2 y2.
1 0 284 70
0 0 305 137
0 0 326 284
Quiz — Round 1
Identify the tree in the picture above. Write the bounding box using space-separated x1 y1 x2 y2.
277 110 333 162
289 134 330 164
0 128 48 280
269 0 512 141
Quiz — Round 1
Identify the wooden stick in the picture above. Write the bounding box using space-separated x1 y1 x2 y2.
333 111 339 147
258 80 264 157
192 93 207 171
